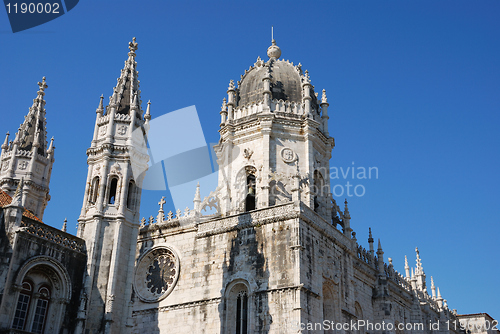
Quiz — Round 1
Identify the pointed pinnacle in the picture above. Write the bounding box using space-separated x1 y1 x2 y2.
96 95 104 113
431 276 435 288
437 287 442 298
321 89 328 104
132 92 138 109
194 182 201 202
144 100 151 120
405 255 409 267
2 132 9 149
11 178 24 207
62 218 67 232
377 239 382 251
47 137 55 153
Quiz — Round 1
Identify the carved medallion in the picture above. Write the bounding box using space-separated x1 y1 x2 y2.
134 247 180 302
18 160 28 170
99 125 107 136
117 125 127 135
280 147 296 163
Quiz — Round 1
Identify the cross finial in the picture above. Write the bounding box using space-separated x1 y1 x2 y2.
158 196 166 212
129 37 138 53
37 77 48 93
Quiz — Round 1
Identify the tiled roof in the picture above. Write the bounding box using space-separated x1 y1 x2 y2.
0 189 43 223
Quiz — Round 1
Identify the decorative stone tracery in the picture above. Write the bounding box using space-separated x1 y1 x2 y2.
134 247 180 303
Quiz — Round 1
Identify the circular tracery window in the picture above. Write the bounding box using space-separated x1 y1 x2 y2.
134 247 180 302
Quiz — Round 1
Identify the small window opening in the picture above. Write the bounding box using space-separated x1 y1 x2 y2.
245 174 256 212
31 286 50 334
12 281 32 330
90 176 100 204
127 181 135 209
236 291 248 334
108 177 118 204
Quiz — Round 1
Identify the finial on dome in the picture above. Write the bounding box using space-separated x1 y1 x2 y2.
267 32 281 60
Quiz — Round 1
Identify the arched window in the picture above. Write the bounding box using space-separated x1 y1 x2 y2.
127 180 135 209
245 174 256 212
12 280 33 330
323 284 336 334
108 177 118 204
313 170 327 213
31 286 50 334
226 282 250 334
90 176 100 204
236 291 248 334
354 302 363 334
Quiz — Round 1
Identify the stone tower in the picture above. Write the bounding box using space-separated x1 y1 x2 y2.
215 39 335 220
76 38 150 334
0 77 55 219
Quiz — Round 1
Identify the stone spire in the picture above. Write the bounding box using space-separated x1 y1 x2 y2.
368 227 374 256
0 78 54 219
376 239 384 275
62 218 67 232
431 276 436 298
108 37 143 119
18 77 49 156
10 178 24 207
404 255 410 278
415 247 426 291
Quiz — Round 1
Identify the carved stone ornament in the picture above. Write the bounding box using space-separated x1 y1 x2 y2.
134 246 180 303
117 125 127 135
18 160 28 170
280 147 296 163
99 125 107 136
243 148 254 160
109 162 121 175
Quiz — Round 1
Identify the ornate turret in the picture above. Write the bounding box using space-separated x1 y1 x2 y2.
0 77 54 219
213 38 335 218
76 37 150 334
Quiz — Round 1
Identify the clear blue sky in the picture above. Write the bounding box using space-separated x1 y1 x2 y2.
1 0 498 319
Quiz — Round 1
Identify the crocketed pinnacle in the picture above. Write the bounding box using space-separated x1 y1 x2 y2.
18 77 49 156
108 37 143 119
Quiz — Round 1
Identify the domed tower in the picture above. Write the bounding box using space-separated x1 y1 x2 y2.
215 39 334 220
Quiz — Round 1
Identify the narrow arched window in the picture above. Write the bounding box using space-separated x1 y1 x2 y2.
236 291 248 334
12 281 32 330
127 180 135 209
108 177 118 204
31 286 50 334
313 170 326 213
245 174 256 212
90 176 100 204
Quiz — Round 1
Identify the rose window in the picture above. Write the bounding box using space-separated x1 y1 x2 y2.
134 247 180 302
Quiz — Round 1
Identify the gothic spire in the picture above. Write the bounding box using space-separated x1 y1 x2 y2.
108 37 142 119
11 178 24 207
18 77 49 156
1 132 9 150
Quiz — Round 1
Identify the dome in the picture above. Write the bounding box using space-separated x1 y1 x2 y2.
237 59 302 107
